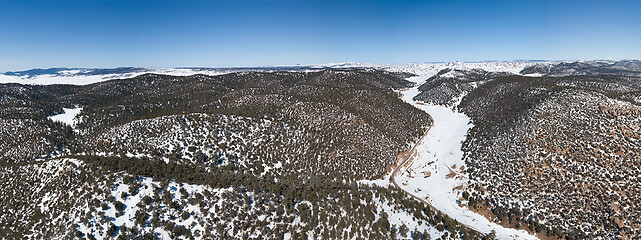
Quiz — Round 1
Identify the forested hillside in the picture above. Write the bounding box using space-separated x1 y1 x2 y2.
455 73 641 239
0 69 481 239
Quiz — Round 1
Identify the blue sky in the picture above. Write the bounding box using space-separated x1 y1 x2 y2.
0 0 640 71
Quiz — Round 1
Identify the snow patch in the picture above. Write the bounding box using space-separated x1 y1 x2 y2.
48 107 82 127
372 196 445 239
261 161 282 176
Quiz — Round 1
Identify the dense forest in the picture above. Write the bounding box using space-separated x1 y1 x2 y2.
0 69 482 239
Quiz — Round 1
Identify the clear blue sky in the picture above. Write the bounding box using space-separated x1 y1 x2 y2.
1 0 640 71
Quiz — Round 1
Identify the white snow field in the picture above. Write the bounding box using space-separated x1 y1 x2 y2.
393 74 539 240
48 107 83 127
0 68 240 85
0 61 544 85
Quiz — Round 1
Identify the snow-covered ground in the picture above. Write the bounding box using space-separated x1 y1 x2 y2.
48 107 83 127
77 176 232 240
394 75 538 240
371 195 446 240
382 61 538 76
0 61 544 85
0 68 240 85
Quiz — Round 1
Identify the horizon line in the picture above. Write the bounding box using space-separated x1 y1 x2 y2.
5 58 641 73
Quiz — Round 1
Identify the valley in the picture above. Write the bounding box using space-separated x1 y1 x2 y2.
1 60 640 239
392 75 538 239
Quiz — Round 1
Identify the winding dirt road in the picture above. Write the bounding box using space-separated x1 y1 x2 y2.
388 115 485 235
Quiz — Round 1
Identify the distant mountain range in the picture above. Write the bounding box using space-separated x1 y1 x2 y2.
1 59 640 86
2 67 149 77
0 65 365 85
520 59 641 76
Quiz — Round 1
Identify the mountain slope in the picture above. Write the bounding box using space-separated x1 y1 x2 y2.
0 69 482 239
398 61 641 239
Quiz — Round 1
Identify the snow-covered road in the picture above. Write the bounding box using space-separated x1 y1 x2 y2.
393 75 539 240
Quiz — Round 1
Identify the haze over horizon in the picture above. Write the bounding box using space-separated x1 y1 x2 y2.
1 0 640 72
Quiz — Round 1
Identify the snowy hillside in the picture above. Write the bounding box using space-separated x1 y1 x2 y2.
4 60 640 87
0 69 483 239
2 60 641 239
0 67 243 85
0 61 543 86
365 60 641 239
395 75 538 240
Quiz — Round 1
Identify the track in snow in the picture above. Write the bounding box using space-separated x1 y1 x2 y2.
391 75 539 240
